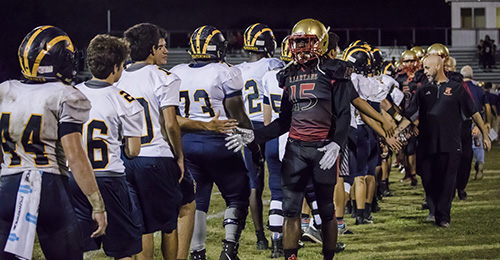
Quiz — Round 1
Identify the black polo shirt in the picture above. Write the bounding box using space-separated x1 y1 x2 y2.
404 80 477 154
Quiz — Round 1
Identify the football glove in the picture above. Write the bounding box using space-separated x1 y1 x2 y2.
317 142 340 170
225 127 255 153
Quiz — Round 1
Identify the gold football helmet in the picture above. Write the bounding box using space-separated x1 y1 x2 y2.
427 43 449 59
444 56 456 72
289 18 329 63
410 46 426 60
400 50 419 74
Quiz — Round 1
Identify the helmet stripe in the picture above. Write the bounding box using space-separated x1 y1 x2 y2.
383 62 391 74
31 35 74 77
202 29 221 54
246 23 260 46
22 26 52 77
250 28 272 46
195 26 207 54
190 35 196 55
343 47 369 62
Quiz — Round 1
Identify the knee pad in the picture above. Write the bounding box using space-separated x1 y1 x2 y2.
317 201 335 223
282 188 303 218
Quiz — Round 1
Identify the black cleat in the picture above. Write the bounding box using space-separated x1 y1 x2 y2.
335 242 346 253
270 238 284 258
190 248 206 260
256 238 269 250
458 190 467 201
355 216 373 225
219 240 240 260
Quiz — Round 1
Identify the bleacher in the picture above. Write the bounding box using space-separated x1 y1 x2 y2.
449 47 500 84
78 47 500 86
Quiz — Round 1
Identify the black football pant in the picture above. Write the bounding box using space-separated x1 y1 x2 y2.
418 152 461 224
456 120 473 192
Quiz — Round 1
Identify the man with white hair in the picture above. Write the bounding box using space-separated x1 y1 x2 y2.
460 65 492 185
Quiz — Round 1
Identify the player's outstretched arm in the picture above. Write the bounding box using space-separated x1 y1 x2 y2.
176 110 238 134
61 132 107 238
352 97 396 137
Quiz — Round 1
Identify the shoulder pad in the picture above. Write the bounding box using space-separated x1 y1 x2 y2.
321 59 353 80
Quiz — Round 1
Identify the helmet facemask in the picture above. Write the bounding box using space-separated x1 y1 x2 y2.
289 34 322 64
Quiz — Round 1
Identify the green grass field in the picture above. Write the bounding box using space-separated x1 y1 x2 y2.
32 144 500 259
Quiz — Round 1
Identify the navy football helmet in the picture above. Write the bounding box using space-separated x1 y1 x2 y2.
18 25 76 84
243 23 277 57
189 25 226 61
381 60 396 78
371 48 384 75
280 36 292 62
342 46 373 76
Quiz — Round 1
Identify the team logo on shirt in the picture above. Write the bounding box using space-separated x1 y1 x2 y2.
443 87 452 96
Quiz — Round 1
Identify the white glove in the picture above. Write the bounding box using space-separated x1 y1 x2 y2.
317 142 340 170
225 127 255 153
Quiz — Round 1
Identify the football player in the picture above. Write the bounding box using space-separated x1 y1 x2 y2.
227 19 351 260
149 29 238 260
395 50 419 186
235 23 284 250
117 23 183 260
261 36 291 258
171 25 259 260
0 26 106 260
69 34 143 260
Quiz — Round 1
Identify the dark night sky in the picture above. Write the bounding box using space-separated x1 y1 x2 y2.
0 0 451 80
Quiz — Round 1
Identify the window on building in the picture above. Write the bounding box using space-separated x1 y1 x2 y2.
461 7 486 29
461 8 472 29
474 8 486 28
497 7 500 28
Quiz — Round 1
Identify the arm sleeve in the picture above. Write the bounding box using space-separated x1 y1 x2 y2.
254 87 292 144
459 85 478 118
404 87 420 122
331 80 352 146
348 82 359 102
59 86 91 124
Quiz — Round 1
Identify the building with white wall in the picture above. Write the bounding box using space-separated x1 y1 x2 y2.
447 0 500 47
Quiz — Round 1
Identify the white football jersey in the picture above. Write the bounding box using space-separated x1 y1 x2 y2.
116 63 181 158
0 81 90 176
75 80 144 174
235 58 284 122
351 73 374 101
170 62 243 122
368 75 391 103
262 68 290 161
262 69 282 122
380 74 404 106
